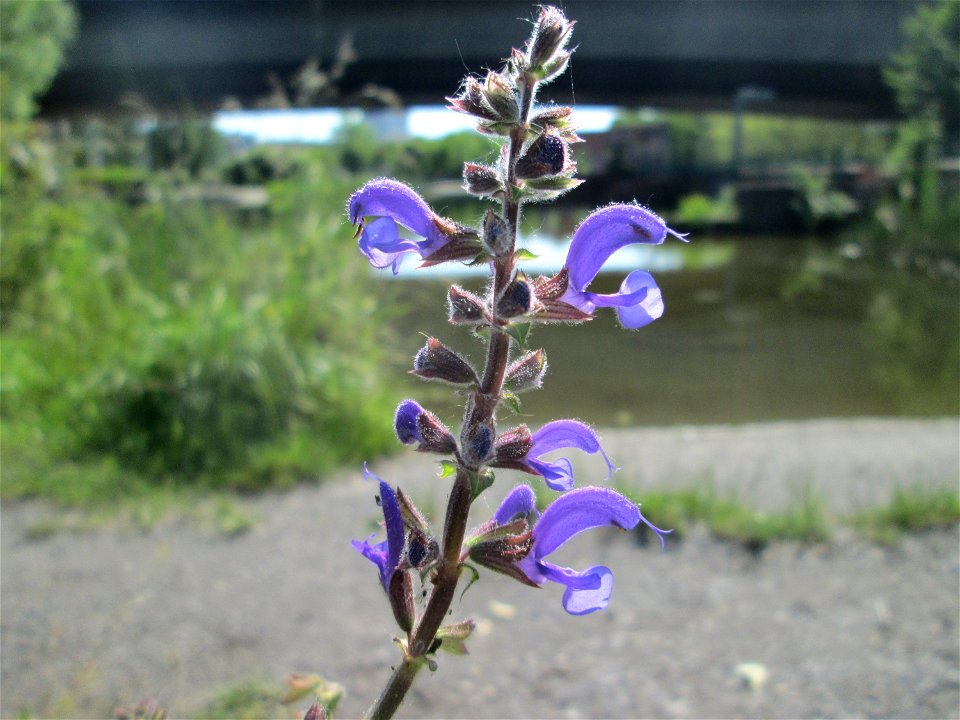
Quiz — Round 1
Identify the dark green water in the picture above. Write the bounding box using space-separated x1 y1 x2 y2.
382 237 954 428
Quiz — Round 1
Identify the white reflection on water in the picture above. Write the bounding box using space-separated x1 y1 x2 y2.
388 233 686 279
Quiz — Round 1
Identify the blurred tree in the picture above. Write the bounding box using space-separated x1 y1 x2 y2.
0 0 76 123
885 0 960 155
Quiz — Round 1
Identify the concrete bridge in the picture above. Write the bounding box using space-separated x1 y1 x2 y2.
41 0 918 119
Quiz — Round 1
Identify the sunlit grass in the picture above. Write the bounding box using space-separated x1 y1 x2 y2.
850 486 960 545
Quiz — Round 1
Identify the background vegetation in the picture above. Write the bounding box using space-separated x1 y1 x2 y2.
1 1 400 504
1 0 956 508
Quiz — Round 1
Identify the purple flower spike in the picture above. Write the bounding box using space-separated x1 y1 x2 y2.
518 486 671 615
525 420 617 491
560 204 687 329
352 464 405 592
349 178 480 274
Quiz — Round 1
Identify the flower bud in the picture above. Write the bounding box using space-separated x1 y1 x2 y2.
483 71 520 123
482 209 512 256
460 418 495 468
303 702 327 720
539 49 572 83
496 277 533 318
448 285 488 325
530 269 593 322
395 399 457 454
463 162 503 197
504 349 547 392
530 105 583 143
413 337 479 385
493 424 533 464
446 76 498 120
527 6 575 71
467 520 537 587
515 133 571 180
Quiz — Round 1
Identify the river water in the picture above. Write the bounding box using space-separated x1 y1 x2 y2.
382 235 950 428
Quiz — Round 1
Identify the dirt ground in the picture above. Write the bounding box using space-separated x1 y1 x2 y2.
2 417 958 719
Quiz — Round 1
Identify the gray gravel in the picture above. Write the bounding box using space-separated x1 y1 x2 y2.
2 418 958 719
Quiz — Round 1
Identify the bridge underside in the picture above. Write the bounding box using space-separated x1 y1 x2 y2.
40 0 915 120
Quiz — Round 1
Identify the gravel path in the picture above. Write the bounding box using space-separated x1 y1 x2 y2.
2 418 958 719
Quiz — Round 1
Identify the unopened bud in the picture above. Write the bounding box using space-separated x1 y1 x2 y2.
463 162 503 197
483 209 512 256
539 49 572 83
446 77 498 120
413 337 479 385
515 133 570 179
496 278 533 318
527 6 575 71
504 349 547 392
483 71 520 123
448 285 488 324
493 424 533 464
468 528 537 587
461 419 495 468
395 399 457 454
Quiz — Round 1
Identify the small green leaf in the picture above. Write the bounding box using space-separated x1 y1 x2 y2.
514 248 539 262
436 619 477 655
459 563 481 601
505 322 531 348
469 468 495 501
502 390 523 415
438 460 458 478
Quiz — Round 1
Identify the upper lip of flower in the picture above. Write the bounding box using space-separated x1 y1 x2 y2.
524 419 617 491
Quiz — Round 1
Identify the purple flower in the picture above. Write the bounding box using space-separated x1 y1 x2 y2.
348 178 480 274
394 399 457 454
525 419 617 491
560 204 687 329
490 485 670 615
351 464 405 592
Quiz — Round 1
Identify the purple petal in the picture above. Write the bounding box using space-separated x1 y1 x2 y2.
379 480 405 585
349 178 439 240
528 420 617 486
532 486 641 558
354 464 405 591
493 484 539 525
394 399 423 445
348 178 451 273
351 535 389 584
358 217 425 275
565 204 677 293
585 269 664 330
525 456 574 492
554 564 615 615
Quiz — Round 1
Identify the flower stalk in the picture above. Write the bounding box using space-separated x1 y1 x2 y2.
348 7 683 719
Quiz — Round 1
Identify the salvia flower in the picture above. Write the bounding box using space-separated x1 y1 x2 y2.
394 399 457 454
558 204 688 329
502 419 617 491
348 178 481 274
352 465 416 631
352 465 405 592
480 484 670 615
